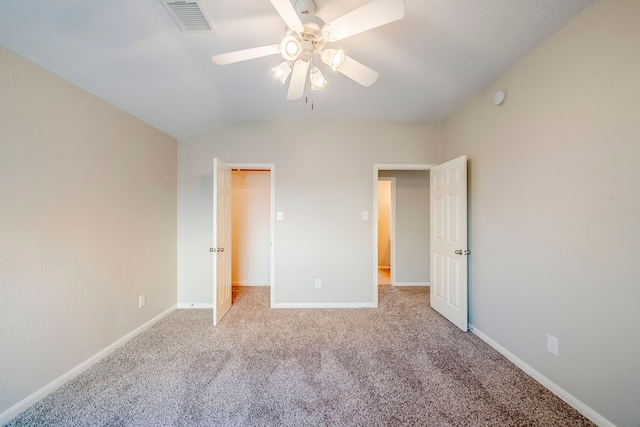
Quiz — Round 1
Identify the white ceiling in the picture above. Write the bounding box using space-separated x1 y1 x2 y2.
0 0 596 139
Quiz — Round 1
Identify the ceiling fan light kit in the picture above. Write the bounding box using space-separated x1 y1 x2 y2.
280 36 302 61
321 49 345 71
309 67 327 90
211 0 405 100
272 61 293 84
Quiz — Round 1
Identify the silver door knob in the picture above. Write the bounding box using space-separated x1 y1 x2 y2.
218 247 224 252
209 248 214 252
455 249 462 255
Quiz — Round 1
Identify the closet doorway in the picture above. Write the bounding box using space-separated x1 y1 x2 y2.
377 178 394 285
230 164 275 305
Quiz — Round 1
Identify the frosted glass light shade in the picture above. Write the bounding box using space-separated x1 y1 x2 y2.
271 61 292 84
321 49 345 71
309 67 327 90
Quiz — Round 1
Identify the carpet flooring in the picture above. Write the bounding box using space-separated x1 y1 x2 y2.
5 286 594 426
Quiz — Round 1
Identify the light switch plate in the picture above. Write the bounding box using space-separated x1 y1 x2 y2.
277 212 284 221
546 334 559 356
362 211 369 220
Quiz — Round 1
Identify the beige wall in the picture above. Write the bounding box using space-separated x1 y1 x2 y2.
394 170 430 284
178 121 440 305
0 46 177 417
441 0 640 425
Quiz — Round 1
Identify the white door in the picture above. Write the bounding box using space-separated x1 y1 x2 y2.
213 158 232 325
430 156 468 331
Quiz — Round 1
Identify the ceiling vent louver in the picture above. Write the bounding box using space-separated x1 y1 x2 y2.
161 0 215 33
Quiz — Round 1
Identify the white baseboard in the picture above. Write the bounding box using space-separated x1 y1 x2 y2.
393 282 430 287
232 282 270 287
273 302 376 308
177 303 213 308
469 325 614 427
0 305 176 425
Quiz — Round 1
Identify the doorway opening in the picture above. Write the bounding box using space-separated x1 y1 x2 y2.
373 164 436 305
229 164 276 307
377 178 394 286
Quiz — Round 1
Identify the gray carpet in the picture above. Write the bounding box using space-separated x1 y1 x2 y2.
6 286 594 426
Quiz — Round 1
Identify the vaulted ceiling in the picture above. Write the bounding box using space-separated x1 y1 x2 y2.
0 0 596 139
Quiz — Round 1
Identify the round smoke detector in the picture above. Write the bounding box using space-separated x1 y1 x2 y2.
493 90 508 106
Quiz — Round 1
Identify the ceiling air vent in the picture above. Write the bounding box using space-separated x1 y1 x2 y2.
161 0 215 33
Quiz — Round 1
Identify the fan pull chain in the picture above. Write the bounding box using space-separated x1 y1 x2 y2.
305 92 314 110
305 95 314 110
303 67 315 111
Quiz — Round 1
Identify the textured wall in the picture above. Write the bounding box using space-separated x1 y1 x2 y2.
0 46 177 416
441 0 640 425
178 121 440 305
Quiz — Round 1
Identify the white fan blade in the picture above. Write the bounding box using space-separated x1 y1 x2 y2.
212 44 280 65
339 55 379 87
269 0 304 33
323 0 404 42
287 59 309 100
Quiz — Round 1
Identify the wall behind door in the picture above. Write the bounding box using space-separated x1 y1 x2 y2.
231 170 270 286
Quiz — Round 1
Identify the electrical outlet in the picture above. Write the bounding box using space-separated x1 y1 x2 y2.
315 279 321 289
546 334 559 356
139 294 146 309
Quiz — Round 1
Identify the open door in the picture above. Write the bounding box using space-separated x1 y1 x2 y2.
213 158 232 325
430 156 468 331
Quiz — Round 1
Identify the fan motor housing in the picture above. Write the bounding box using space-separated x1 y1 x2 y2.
284 14 327 57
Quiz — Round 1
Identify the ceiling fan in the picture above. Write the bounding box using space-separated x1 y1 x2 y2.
211 0 405 100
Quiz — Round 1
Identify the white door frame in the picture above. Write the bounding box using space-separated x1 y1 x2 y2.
373 164 437 305
228 163 276 307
